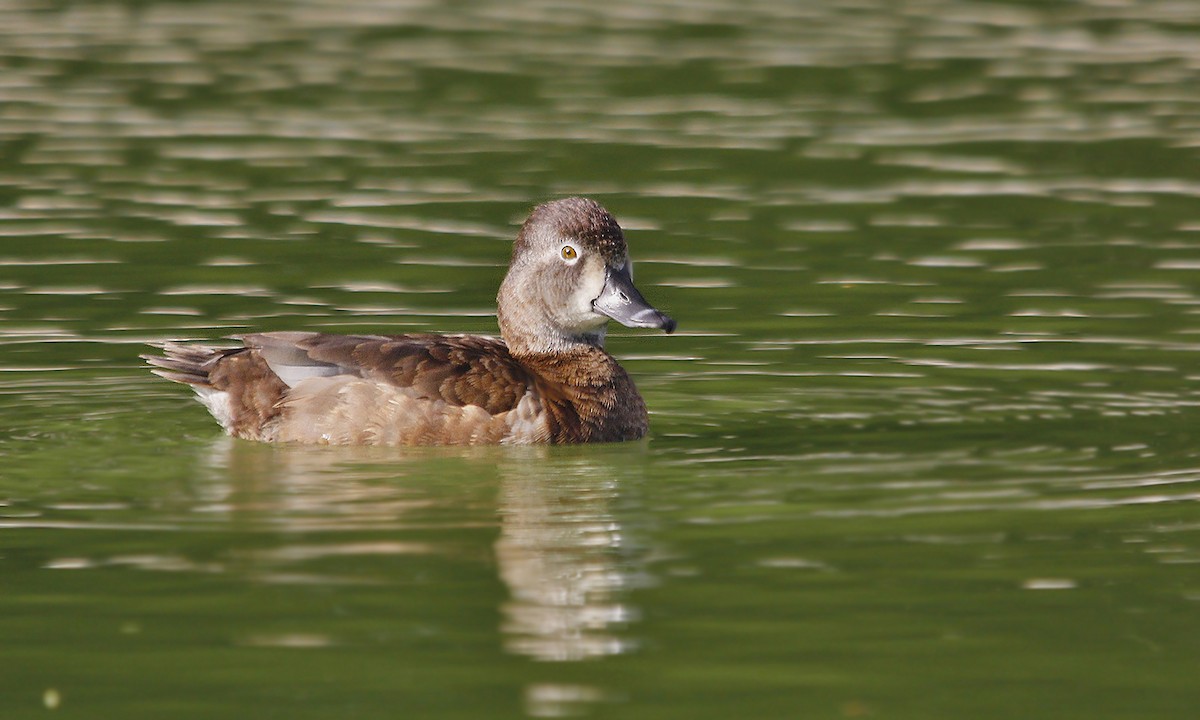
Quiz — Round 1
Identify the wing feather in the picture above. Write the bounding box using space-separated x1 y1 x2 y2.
239 331 533 415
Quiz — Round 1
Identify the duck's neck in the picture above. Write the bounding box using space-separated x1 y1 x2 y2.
502 330 607 358
497 303 608 358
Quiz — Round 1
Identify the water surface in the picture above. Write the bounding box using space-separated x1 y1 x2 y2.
2 0 1199 718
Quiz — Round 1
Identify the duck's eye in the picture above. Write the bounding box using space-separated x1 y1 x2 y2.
560 245 578 261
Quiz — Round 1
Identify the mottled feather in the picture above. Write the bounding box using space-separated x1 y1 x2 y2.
242 332 535 415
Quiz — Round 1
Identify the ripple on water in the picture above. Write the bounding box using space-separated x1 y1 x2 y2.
0 6 1197 715
158 285 276 297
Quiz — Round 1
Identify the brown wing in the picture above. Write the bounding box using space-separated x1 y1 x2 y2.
239 331 535 415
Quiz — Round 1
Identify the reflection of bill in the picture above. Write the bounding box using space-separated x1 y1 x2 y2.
495 454 644 663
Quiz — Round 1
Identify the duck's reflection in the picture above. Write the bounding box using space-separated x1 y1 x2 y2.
494 451 640 662
193 438 647 664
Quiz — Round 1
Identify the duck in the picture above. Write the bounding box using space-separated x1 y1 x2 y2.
143 197 676 445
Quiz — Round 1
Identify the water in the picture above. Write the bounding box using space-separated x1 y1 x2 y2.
2 0 1199 717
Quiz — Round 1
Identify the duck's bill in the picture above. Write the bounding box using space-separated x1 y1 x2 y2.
592 263 677 334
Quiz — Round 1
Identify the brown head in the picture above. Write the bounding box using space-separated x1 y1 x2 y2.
497 197 675 356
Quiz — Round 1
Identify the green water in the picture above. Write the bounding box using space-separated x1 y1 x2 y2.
2 0 1199 717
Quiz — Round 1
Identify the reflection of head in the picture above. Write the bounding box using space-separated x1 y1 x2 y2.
495 449 647 662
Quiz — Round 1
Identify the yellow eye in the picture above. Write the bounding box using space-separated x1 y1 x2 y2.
561 245 578 260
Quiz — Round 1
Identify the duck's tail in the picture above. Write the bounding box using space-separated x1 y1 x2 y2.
141 342 230 387
142 342 286 440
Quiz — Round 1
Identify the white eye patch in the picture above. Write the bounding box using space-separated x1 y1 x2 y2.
559 244 580 264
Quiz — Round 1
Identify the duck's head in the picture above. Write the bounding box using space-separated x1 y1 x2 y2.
498 197 676 355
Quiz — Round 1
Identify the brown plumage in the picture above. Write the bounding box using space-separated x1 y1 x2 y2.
143 198 675 446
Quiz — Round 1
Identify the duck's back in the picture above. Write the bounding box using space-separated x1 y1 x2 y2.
145 332 648 445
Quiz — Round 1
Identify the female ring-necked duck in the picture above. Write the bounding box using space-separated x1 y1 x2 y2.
144 197 675 445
